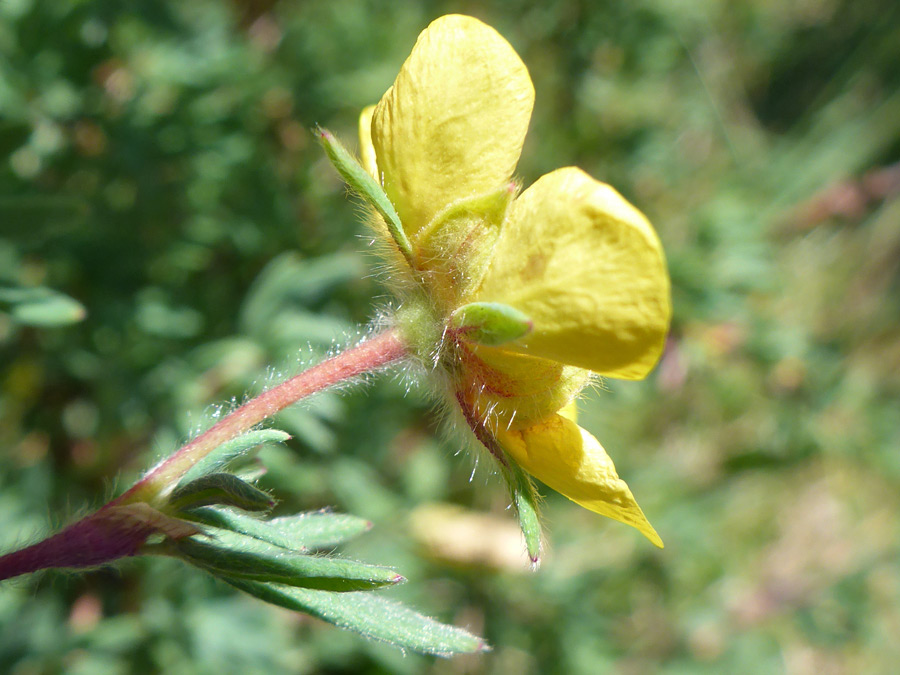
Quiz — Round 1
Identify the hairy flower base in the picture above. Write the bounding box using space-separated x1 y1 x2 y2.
395 293 662 549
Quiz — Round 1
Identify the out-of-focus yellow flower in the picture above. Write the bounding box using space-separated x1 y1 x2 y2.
357 15 670 547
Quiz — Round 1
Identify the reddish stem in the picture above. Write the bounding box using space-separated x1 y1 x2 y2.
0 329 409 582
114 329 408 505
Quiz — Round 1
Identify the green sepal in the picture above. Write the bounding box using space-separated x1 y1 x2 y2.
316 127 414 265
183 508 371 551
412 185 514 303
502 462 543 565
415 183 513 245
176 429 290 489
173 527 403 591
168 473 274 512
225 579 489 656
449 302 533 347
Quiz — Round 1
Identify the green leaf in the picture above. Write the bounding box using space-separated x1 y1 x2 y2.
185 508 371 551
449 301 533 347
316 127 414 266
168 473 274 512
175 528 403 591
267 511 372 549
225 579 489 656
183 508 302 550
0 286 86 327
176 429 290 488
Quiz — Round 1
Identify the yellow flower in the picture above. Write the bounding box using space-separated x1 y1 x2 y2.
356 15 670 547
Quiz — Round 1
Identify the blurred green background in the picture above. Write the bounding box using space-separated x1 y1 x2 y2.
2 0 899 672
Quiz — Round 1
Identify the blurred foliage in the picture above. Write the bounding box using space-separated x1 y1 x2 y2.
1 0 899 672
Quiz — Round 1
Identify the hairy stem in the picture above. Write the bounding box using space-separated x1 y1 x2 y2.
0 329 409 582
116 329 408 505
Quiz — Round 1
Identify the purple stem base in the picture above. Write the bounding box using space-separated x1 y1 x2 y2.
0 515 154 582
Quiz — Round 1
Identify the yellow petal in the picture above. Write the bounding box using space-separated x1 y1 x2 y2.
357 105 378 179
476 167 671 379
557 400 578 422
371 14 534 237
497 414 663 547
